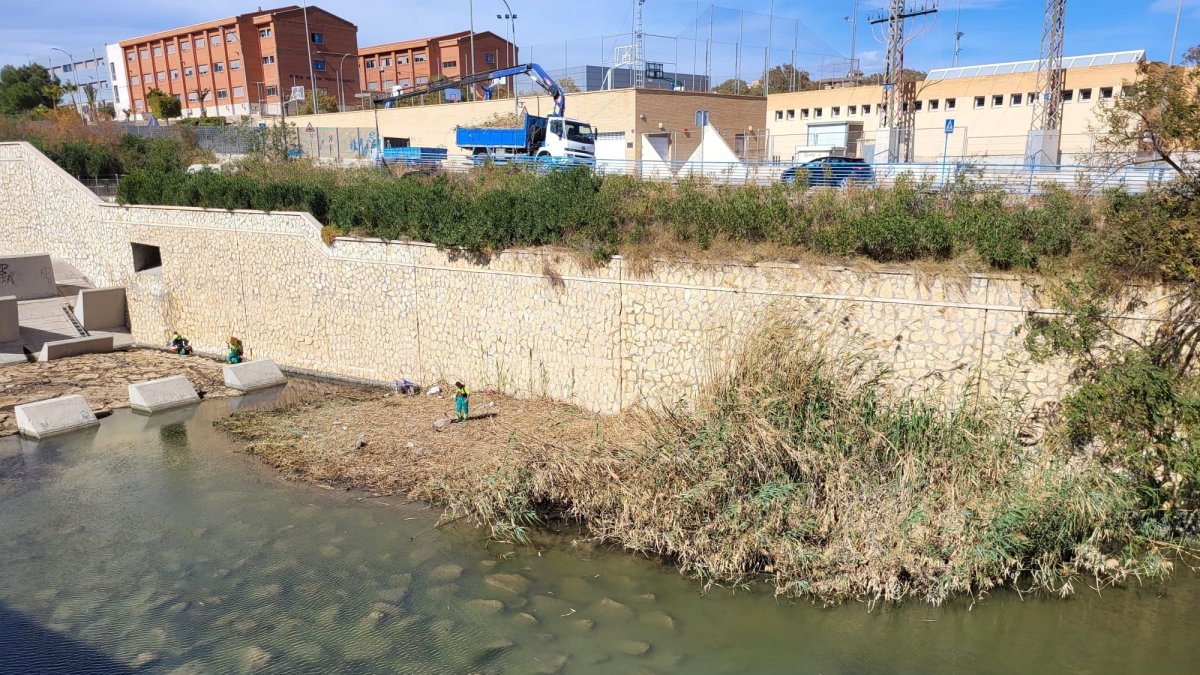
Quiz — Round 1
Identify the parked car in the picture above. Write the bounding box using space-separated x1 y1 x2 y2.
781 156 876 187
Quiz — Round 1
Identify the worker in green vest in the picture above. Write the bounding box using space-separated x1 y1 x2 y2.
454 381 470 422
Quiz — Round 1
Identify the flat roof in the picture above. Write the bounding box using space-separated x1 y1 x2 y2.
926 50 1144 81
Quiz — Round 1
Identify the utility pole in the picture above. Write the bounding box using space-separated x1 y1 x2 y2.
469 0 477 101
952 0 963 66
498 0 518 114
51 48 81 116
1027 0 1066 165
869 1 938 163
634 0 647 89
764 0 774 96
848 0 859 78
302 2 318 114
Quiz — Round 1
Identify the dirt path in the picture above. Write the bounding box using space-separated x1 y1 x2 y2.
0 350 239 436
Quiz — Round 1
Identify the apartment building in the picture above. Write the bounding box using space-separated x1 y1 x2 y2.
765 51 1145 164
43 49 113 116
358 31 515 94
116 5 358 120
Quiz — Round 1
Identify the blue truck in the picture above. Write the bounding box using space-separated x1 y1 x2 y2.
377 63 596 165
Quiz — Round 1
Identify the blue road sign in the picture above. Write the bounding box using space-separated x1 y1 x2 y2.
944 118 955 134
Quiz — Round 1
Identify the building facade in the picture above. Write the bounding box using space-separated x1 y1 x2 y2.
765 51 1145 164
358 31 514 94
116 5 358 120
44 49 113 117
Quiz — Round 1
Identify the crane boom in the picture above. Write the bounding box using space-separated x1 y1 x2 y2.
374 63 566 117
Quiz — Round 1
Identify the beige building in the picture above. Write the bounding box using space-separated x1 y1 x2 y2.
287 88 768 163
765 51 1145 164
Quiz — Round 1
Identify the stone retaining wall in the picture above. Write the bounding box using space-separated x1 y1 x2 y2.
0 141 1135 413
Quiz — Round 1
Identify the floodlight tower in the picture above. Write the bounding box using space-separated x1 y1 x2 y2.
634 0 648 88
1026 0 1066 165
869 0 938 163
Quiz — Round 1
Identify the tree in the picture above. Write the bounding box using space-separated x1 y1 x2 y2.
146 88 181 120
761 64 814 94
0 63 60 114
96 102 116 120
297 90 340 115
859 69 927 85
1091 47 1200 185
712 78 754 95
558 76 581 93
191 88 211 118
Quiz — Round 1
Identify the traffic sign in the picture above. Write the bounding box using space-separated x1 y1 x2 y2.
305 123 315 133
944 119 955 134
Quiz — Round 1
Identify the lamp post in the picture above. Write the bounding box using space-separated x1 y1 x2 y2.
319 50 353 111
50 47 81 116
497 1 518 114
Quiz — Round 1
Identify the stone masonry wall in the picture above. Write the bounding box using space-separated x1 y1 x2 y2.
0 141 1113 414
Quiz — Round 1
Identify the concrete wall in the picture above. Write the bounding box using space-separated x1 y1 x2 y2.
0 254 56 300
75 287 128 331
3 140 1159 413
0 295 17 342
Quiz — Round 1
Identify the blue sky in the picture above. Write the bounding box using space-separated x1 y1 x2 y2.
2 0 1197 78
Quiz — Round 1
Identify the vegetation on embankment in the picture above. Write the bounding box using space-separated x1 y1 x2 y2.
220 313 1199 605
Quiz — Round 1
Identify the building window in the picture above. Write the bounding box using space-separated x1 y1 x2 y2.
414 52 427 63
127 51 136 61
216 88 228 99
266 85 278 96
131 75 141 85
443 60 457 69
170 69 179 80
134 99 144 110
1009 93 1022 106
232 85 244 98
131 243 162 273
181 41 190 52
774 110 783 121
259 28 272 38
929 99 939 111
1026 91 1036 105
912 101 922 111
832 106 842 116
367 82 379 91
1100 86 1113 100
365 59 375 68
485 53 494 63
800 108 809 119
862 103 871 114
214 62 224 73
973 95 984 109
945 98 956 111
226 32 238 43
814 108 823 118
210 35 222 46
228 59 240 71
383 79 394 88
399 78 412 88
140 48 150 59
195 39 205 50
848 104 857 115
262 55 275 65
198 64 209 75
153 46 163 57
184 67 193 76
382 57 392 67
167 44 176 55
991 94 1003 107
398 55 409 65
187 91 198 101
313 59 326 71
416 76 428 85
311 32 324 44
1078 88 1092 102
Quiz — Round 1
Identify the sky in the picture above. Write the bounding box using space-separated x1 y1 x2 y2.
1 0 1197 79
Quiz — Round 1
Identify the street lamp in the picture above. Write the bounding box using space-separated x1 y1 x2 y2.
497 1 518 114
50 47 82 116
319 50 353 111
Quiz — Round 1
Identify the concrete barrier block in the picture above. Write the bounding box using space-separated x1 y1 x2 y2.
129 375 200 414
15 395 100 439
0 254 56 300
0 295 16 342
223 360 287 392
75 287 127 330
39 335 114 361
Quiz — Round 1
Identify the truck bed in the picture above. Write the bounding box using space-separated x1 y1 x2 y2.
455 126 528 149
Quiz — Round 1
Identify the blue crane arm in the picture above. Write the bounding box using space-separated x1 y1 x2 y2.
374 63 565 117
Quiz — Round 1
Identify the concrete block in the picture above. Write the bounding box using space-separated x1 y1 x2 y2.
223 360 287 392
15 395 100 439
0 254 56 300
39 335 113 361
0 295 16 342
75 287 127 330
129 375 200 414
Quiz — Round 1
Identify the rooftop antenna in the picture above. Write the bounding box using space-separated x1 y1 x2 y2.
634 0 648 88
846 0 859 78
952 0 963 66
869 0 938 162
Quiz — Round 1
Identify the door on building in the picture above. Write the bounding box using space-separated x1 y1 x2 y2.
646 133 672 162
594 132 627 173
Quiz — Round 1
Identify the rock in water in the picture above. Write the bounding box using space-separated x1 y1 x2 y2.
594 597 633 620
484 573 531 595
128 652 159 669
241 646 271 673
618 640 652 656
428 563 464 582
464 599 505 615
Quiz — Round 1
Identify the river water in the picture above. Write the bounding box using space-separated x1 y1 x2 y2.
2 390 1198 674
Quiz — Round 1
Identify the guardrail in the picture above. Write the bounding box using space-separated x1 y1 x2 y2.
376 151 1171 194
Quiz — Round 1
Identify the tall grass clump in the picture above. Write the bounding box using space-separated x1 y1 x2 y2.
443 314 1170 604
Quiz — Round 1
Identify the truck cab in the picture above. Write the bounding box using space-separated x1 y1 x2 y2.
541 116 596 161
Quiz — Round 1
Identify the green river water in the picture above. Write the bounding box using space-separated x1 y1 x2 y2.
1 387 1198 674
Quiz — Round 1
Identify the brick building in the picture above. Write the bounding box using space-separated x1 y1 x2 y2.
358 31 515 95
116 5 358 120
